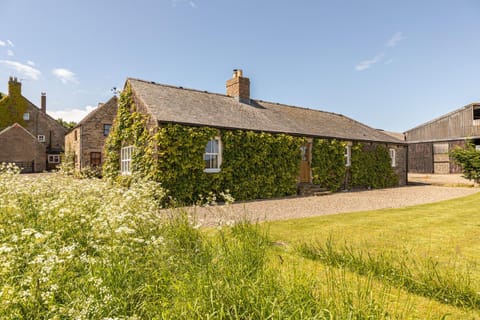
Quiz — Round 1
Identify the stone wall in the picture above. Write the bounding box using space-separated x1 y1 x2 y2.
65 97 118 170
0 124 46 172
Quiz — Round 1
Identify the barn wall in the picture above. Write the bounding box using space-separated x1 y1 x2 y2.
406 104 480 142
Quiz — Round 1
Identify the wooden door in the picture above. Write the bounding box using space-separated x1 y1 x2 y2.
299 142 311 183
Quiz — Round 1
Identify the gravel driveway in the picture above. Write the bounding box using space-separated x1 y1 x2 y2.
186 185 479 226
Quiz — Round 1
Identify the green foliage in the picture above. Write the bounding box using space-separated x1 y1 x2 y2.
152 124 219 204
311 139 347 191
450 141 480 182
0 90 28 130
350 143 398 188
221 130 304 201
56 118 77 130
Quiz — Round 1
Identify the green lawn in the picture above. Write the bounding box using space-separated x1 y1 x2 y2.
263 191 480 319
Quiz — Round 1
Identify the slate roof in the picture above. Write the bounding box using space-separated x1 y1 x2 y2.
74 96 118 129
128 78 403 144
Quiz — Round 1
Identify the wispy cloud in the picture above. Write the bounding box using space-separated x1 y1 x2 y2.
7 49 14 56
27 60 35 66
386 32 406 47
0 40 5 47
0 59 41 80
172 0 198 8
48 105 96 122
355 53 384 71
52 68 78 84
7 40 14 47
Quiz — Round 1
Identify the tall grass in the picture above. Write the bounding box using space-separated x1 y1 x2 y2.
0 169 411 319
298 237 480 310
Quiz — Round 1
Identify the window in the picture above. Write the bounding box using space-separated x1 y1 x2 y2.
38 135 45 143
103 124 112 136
204 137 222 173
74 130 78 141
90 152 102 167
120 146 134 175
474 107 480 120
389 148 396 167
345 145 351 167
48 155 61 164
23 112 30 121
300 146 308 161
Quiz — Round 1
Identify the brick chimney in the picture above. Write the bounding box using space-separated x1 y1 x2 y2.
226 69 250 103
8 76 21 97
41 92 46 113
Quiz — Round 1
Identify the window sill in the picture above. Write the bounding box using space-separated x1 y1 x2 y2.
204 168 221 173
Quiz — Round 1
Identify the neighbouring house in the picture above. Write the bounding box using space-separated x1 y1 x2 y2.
104 70 407 203
65 96 118 171
0 77 67 172
405 102 480 174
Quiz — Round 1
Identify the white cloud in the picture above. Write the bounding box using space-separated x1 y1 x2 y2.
27 60 35 66
52 68 78 84
355 53 384 71
48 105 96 123
7 40 14 47
0 59 41 80
386 32 406 47
172 0 198 8
0 40 5 47
7 49 14 56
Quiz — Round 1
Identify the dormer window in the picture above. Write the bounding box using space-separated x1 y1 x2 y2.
38 135 45 143
23 112 30 121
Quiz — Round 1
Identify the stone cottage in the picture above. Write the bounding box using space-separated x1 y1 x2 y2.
65 96 118 171
104 70 407 202
0 77 67 172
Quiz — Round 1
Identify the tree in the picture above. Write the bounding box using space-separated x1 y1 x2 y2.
450 141 480 183
56 118 77 130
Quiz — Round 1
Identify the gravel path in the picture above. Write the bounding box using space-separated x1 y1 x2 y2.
185 185 479 226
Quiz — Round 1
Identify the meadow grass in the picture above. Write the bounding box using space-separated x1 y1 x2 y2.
0 170 411 319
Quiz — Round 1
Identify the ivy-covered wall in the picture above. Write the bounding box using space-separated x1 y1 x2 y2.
309 139 399 191
350 143 398 189
0 88 28 130
103 88 305 204
311 139 347 191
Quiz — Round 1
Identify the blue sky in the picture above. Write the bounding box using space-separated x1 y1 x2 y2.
1 1 479 132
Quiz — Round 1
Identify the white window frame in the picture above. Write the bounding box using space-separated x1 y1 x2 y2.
204 137 222 173
38 135 46 143
48 155 60 164
120 145 134 175
345 145 351 167
23 112 30 121
389 148 396 167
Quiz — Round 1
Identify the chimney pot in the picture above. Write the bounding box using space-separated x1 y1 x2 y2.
41 92 46 113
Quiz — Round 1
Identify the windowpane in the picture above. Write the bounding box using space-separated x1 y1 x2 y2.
204 137 221 172
120 146 134 175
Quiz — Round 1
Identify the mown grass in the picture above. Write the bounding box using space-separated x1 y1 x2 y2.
265 190 480 319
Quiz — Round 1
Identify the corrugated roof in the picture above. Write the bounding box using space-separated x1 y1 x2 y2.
128 78 403 144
